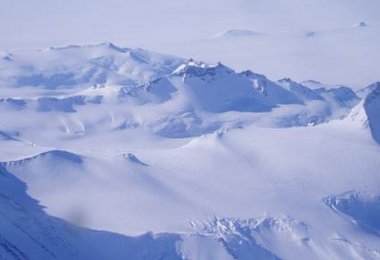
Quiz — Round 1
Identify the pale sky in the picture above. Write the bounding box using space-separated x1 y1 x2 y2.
1 0 379 87
1 0 378 49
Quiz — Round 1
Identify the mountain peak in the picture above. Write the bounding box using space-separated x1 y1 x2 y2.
278 77 294 83
0 44 183 90
356 82 380 98
364 83 380 102
0 51 13 61
239 70 268 80
278 78 324 101
302 80 322 85
213 29 260 38
355 21 368 27
172 60 234 77
97 42 129 53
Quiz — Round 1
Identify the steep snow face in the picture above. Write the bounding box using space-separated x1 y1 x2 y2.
363 85 380 144
346 85 380 145
0 43 183 94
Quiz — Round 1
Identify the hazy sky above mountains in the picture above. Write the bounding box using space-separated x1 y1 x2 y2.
1 0 379 48
1 0 379 87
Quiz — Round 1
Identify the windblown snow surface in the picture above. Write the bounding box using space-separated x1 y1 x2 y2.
1 44 380 259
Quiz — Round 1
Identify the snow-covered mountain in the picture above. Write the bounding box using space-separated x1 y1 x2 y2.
0 43 183 95
1 44 380 259
213 29 262 38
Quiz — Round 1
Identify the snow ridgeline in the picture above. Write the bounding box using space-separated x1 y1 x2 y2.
2 43 377 141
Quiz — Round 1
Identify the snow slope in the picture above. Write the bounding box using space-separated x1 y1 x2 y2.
0 44 380 259
0 164 184 260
